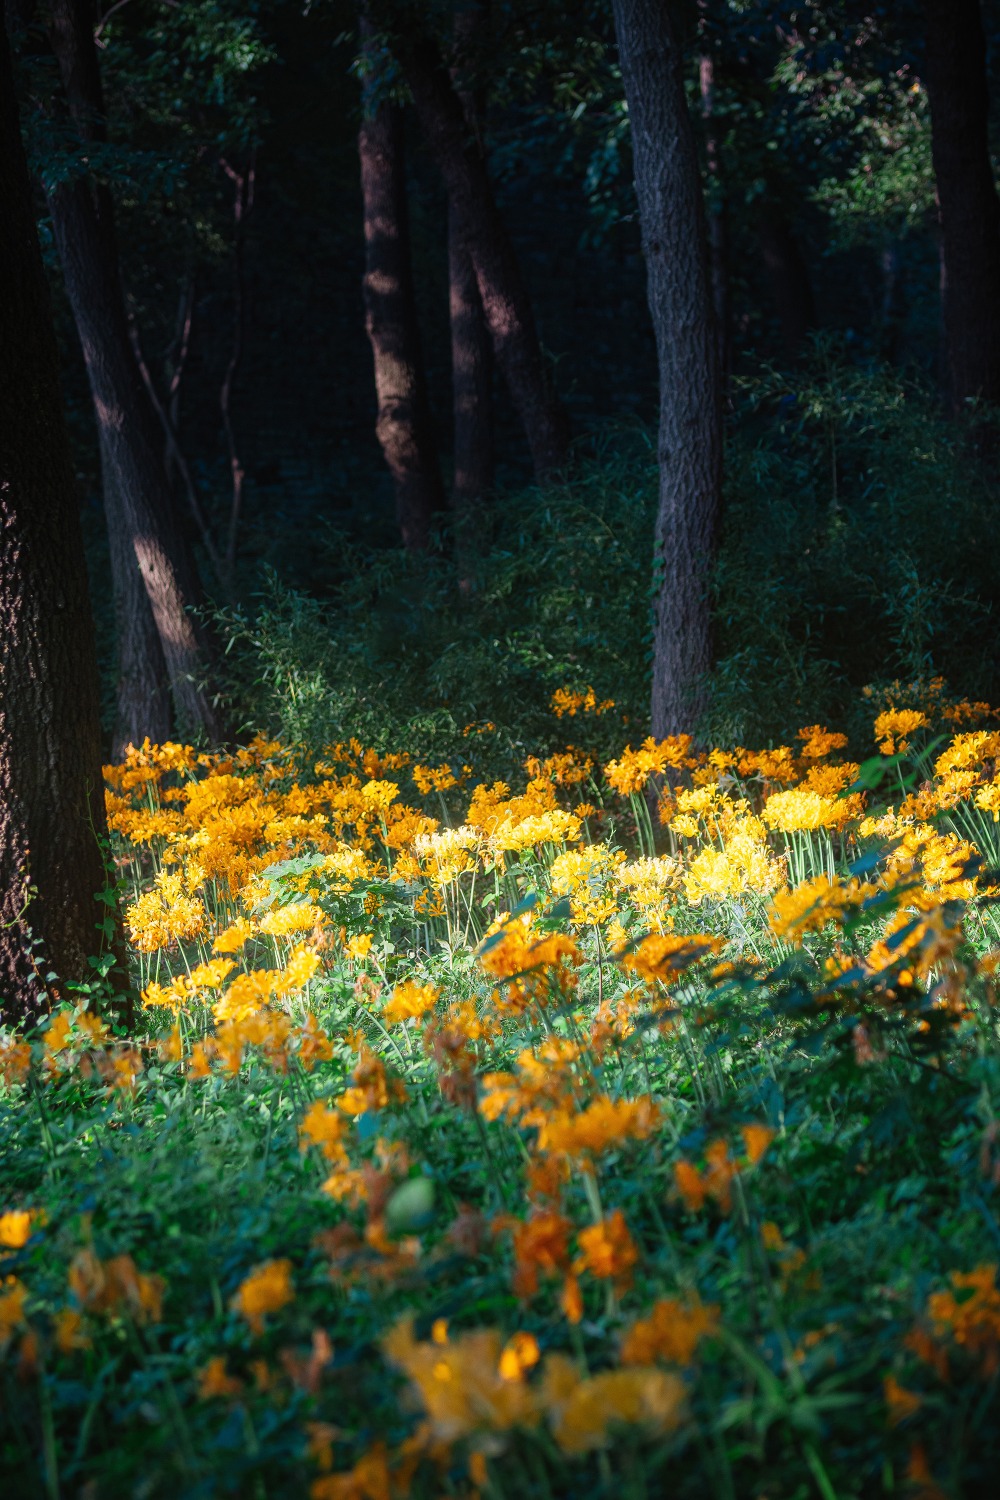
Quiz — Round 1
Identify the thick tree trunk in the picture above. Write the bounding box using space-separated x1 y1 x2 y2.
756 202 816 362
0 18 109 1018
370 7 570 479
43 0 221 743
359 22 445 551
922 0 1000 412
612 0 722 737
448 2 493 557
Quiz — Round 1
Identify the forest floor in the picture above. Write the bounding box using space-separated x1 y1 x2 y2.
4 682 1000 1496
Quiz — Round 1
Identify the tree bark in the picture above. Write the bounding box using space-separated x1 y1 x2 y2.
448 1 493 558
922 0 1000 412
756 201 816 362
42 0 221 743
359 20 446 551
0 16 110 1018
369 4 570 480
699 48 730 386
612 0 722 738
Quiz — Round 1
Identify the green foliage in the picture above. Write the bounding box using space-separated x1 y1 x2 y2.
212 432 657 767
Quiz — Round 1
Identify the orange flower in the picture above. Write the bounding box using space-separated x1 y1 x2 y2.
884 1375 922 1426
574 1210 639 1288
504 1210 573 1298
233 1259 294 1335
620 1297 720 1366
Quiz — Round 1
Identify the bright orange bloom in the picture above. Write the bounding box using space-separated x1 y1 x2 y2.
574 1210 639 1288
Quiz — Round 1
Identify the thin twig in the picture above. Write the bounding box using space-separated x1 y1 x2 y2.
219 150 256 590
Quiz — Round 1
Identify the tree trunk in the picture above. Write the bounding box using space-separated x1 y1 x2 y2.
43 0 221 743
612 0 722 738
0 17 110 1019
922 0 1000 412
359 20 446 551
699 48 730 386
104 462 172 757
449 197 494 554
370 6 570 480
449 1 493 560
756 202 816 362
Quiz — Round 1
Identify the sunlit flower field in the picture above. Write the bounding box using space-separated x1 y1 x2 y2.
5 682 1000 1496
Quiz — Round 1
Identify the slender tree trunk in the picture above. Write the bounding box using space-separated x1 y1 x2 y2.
922 0 1000 412
370 6 570 479
756 202 816 362
0 17 110 1018
43 0 221 743
449 199 494 550
449 1 493 559
104 463 171 757
359 20 445 551
612 0 722 737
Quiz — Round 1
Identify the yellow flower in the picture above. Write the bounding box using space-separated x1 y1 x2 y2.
259 902 325 937
874 709 928 755
0 1277 28 1344
0 1210 34 1251
543 1358 686 1454
213 917 255 953
233 1259 294 1334
345 933 373 963
383 980 440 1027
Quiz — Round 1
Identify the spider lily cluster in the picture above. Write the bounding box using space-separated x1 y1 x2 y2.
4 683 1000 1494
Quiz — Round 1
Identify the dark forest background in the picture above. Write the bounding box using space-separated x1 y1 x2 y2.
19 0 1000 756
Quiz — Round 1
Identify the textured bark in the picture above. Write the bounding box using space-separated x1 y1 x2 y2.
922 0 1000 412
371 7 570 479
43 0 221 742
104 461 171 758
756 202 816 362
699 50 730 385
612 0 722 737
359 21 445 551
449 197 494 543
0 18 109 1018
448 2 493 553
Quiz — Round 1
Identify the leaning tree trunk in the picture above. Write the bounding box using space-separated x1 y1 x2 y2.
370 6 570 480
612 0 722 738
359 20 446 551
44 0 221 743
922 0 1000 412
0 18 110 1019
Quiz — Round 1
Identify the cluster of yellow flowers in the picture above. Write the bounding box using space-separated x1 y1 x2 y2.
5 685 1000 1491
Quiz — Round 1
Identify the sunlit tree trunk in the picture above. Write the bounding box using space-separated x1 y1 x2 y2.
0 18 110 1018
922 0 1000 412
359 20 445 551
43 0 221 744
612 0 722 737
371 6 570 480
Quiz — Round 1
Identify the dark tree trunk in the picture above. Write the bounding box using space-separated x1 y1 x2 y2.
0 18 109 1018
42 0 221 743
449 198 494 551
359 21 445 551
756 202 816 362
370 6 570 480
448 2 493 558
922 0 1000 412
612 0 722 737
699 49 730 385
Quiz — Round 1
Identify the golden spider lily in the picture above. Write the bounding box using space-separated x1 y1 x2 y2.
620 1296 720 1366
233 1259 294 1334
